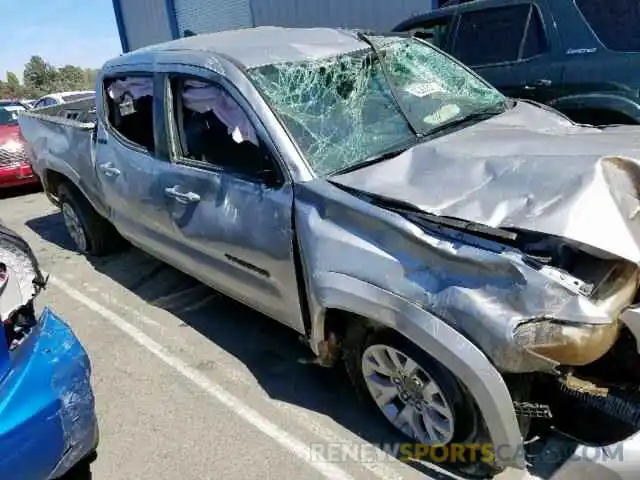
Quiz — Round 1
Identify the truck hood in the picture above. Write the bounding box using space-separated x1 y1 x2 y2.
332 101 640 263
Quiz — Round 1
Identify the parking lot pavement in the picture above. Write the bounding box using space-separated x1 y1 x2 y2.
0 188 532 480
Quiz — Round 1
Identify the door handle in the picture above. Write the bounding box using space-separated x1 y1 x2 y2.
98 162 120 177
524 78 552 90
164 185 201 204
96 138 108 145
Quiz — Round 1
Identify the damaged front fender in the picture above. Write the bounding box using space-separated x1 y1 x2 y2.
308 271 526 469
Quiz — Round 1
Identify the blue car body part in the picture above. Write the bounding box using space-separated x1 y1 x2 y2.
0 307 99 480
0 222 98 480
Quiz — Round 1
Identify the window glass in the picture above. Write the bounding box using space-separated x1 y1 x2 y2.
170 77 275 180
575 0 640 52
34 98 53 108
408 17 453 49
452 5 531 66
104 76 155 152
521 8 548 59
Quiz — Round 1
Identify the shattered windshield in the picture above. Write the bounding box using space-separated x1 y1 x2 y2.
248 37 506 176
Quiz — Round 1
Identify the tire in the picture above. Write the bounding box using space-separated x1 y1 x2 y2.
344 325 503 478
57 462 92 480
58 182 125 256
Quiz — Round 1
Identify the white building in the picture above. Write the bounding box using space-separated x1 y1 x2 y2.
112 0 437 51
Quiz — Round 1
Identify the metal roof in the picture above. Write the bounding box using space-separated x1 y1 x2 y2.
105 26 383 69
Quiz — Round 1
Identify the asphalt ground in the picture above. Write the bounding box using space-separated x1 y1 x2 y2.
0 186 532 480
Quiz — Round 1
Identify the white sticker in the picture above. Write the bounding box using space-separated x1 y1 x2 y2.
404 82 443 97
2 106 25 112
423 104 461 125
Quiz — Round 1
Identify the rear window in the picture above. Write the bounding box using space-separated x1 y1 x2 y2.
0 105 25 126
576 0 640 52
61 92 94 103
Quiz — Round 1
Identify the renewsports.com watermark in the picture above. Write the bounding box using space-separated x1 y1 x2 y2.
309 442 625 465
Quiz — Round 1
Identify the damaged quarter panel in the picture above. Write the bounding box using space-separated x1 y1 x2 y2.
18 98 107 215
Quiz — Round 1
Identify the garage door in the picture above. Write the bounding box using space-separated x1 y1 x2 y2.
173 0 253 35
119 0 174 50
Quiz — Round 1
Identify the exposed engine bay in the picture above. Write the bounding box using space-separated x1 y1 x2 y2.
479 229 640 464
374 194 640 455
0 224 47 351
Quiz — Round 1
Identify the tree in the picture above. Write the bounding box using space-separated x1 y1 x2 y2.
0 56 100 100
23 56 58 97
6 72 20 91
83 68 98 90
0 72 23 99
58 65 85 91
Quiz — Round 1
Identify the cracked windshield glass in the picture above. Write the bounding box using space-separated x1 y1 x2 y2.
248 37 507 175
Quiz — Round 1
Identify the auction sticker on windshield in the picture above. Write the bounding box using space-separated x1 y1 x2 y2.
404 82 443 97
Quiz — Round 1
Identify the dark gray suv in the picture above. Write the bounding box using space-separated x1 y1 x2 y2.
395 0 640 125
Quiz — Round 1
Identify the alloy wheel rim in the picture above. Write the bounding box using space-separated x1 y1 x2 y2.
361 344 455 445
62 203 88 252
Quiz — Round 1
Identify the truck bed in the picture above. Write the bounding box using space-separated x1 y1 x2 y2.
18 98 104 209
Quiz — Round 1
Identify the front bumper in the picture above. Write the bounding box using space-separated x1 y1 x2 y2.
0 162 39 188
0 307 98 480
539 305 640 479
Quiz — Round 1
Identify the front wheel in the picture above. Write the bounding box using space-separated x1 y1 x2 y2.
344 326 503 478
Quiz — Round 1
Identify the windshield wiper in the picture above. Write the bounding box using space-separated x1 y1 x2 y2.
424 106 507 139
356 32 421 137
329 140 416 176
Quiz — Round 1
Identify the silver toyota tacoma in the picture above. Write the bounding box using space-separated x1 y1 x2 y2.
18 27 640 479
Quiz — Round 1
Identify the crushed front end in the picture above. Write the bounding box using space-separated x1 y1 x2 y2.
0 224 98 479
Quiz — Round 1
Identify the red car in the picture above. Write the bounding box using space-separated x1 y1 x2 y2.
0 101 39 188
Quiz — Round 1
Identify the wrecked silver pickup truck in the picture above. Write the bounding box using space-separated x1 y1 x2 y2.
18 27 640 478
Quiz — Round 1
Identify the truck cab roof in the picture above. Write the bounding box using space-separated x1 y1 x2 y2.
104 26 376 71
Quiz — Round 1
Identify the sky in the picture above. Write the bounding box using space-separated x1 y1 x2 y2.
1 0 122 81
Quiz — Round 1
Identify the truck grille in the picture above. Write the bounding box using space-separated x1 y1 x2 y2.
0 143 27 167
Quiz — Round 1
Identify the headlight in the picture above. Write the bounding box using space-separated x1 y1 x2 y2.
513 319 620 366
0 139 23 153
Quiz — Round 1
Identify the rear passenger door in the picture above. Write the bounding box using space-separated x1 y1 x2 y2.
449 2 563 102
95 72 179 256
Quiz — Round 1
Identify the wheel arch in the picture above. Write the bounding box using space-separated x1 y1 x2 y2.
41 167 110 220
309 271 525 469
549 93 640 124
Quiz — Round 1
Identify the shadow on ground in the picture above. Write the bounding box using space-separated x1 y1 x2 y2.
27 211 488 480
0 183 42 200
60 464 92 480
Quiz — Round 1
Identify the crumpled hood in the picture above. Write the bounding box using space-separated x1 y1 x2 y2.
332 102 640 263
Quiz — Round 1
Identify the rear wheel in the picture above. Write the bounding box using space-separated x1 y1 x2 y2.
58 182 125 256
344 326 503 478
